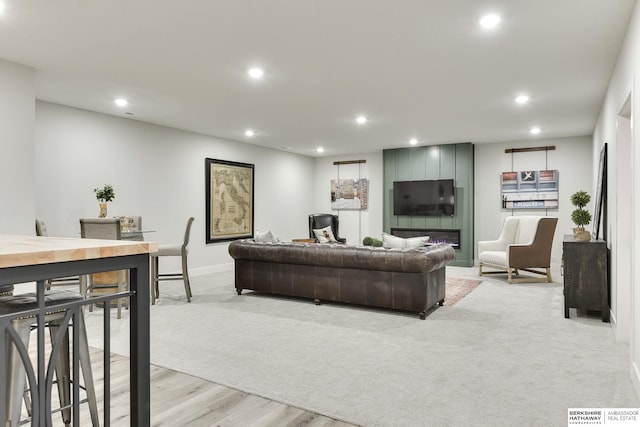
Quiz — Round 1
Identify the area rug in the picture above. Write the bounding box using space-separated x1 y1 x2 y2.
444 276 483 306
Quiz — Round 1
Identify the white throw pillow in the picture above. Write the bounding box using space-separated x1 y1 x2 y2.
405 235 430 248
382 232 430 249
313 226 337 243
255 230 278 243
382 232 406 248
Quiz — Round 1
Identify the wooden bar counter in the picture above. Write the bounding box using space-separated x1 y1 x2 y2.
0 234 157 426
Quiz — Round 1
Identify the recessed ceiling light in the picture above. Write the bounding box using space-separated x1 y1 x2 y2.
244 129 255 137
480 14 501 29
248 68 264 79
356 115 367 125
530 127 541 135
409 138 418 145
114 98 128 107
515 95 529 104
317 147 324 153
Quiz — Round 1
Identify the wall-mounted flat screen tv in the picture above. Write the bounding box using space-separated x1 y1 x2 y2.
393 179 455 216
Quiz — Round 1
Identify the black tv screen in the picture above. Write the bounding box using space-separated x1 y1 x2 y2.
393 179 455 216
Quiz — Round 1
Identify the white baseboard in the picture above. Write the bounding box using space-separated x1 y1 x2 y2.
189 263 233 277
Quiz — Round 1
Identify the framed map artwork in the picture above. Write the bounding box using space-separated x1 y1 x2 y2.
205 158 254 243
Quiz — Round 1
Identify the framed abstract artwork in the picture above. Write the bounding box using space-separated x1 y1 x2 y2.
500 169 559 209
331 178 369 210
205 158 254 243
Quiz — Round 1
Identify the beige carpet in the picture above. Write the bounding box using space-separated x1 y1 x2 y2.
83 267 639 427
444 277 482 306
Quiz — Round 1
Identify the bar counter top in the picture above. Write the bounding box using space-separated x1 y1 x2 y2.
0 234 158 269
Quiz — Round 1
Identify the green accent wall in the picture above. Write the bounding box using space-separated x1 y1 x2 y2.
383 143 474 266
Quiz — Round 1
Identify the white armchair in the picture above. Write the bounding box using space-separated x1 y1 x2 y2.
478 216 558 283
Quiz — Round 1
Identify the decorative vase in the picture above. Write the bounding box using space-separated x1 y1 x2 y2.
99 202 108 218
573 227 591 242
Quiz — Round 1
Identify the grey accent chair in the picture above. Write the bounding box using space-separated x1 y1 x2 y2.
151 217 195 304
79 218 128 318
35 219 80 290
308 213 346 243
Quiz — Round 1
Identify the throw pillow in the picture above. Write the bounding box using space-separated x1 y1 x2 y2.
255 230 278 243
382 232 406 248
313 226 337 243
405 235 430 249
382 232 430 249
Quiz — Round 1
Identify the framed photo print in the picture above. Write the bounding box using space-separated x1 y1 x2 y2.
205 158 254 243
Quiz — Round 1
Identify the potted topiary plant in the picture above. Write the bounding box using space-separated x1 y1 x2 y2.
362 236 383 247
94 184 115 218
570 190 591 241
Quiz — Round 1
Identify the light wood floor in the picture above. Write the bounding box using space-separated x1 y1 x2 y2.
23 348 358 427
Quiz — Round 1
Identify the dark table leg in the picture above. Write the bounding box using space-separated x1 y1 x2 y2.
129 254 151 426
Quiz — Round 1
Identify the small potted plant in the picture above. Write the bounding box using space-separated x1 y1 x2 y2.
94 184 115 217
362 236 383 247
570 190 591 241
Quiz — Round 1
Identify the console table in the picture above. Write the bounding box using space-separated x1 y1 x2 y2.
562 234 609 322
0 234 157 425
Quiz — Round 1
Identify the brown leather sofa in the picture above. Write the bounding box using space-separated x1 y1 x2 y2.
228 240 455 319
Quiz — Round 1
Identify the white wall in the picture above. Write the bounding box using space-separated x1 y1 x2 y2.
312 152 383 245
474 136 593 266
310 138 592 265
0 59 36 234
34 101 315 275
593 0 640 397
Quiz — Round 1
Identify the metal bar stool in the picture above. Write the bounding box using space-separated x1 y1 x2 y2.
1 290 99 426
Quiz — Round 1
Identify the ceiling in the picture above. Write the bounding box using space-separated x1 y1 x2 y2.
0 0 635 157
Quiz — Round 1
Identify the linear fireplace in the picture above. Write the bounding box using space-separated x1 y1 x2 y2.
391 228 461 250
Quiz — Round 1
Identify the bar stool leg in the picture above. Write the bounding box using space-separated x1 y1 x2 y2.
181 254 192 302
5 319 35 427
49 313 100 426
77 314 99 426
51 324 72 424
151 256 159 304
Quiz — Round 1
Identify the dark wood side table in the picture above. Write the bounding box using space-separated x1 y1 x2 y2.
562 234 609 322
